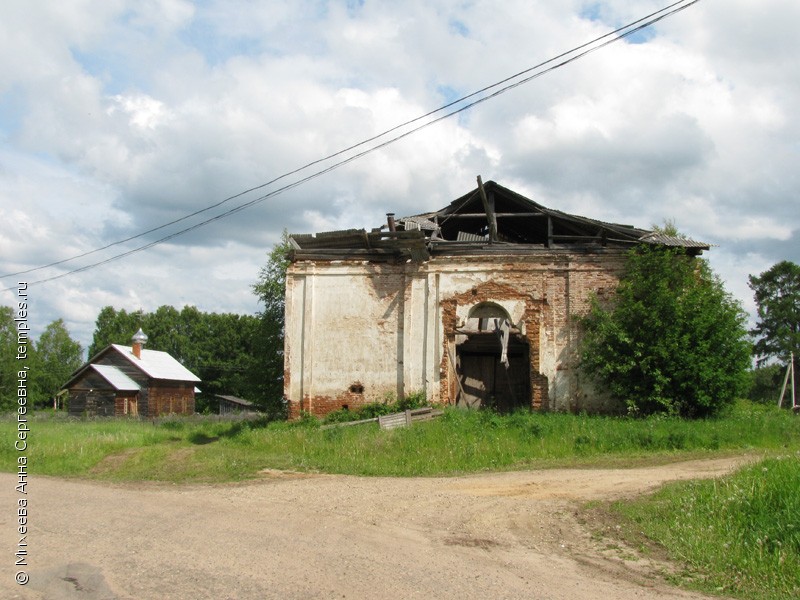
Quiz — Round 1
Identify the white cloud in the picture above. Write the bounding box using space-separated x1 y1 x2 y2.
108 93 170 130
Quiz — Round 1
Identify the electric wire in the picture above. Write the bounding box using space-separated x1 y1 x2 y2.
1 0 695 284
0 0 700 291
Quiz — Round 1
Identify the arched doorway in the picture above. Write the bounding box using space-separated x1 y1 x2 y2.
456 303 530 412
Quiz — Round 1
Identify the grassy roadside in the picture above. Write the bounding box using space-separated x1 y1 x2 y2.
608 454 800 600
2 401 797 482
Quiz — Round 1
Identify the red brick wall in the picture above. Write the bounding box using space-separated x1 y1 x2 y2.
289 382 374 419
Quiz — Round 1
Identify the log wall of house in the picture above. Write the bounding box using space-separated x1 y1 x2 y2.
114 394 140 416
95 351 152 416
68 390 118 416
67 370 115 416
284 250 627 419
146 381 195 417
66 370 116 416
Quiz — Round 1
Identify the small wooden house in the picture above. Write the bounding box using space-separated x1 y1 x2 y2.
216 394 257 415
62 329 201 417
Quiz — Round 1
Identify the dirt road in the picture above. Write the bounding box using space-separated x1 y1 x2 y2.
1 456 755 600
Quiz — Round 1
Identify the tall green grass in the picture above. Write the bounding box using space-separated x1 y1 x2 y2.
612 455 800 600
1 401 798 482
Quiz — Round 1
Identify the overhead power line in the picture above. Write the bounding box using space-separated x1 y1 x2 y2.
0 0 700 291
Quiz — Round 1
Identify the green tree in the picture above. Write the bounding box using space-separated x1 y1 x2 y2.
251 230 292 416
87 306 145 356
747 363 785 404
651 219 685 238
581 245 751 417
33 319 83 407
748 261 800 366
253 230 291 322
0 306 18 411
1 309 83 410
191 311 259 411
0 306 46 409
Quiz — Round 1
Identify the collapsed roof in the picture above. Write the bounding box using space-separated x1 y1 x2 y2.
289 179 709 262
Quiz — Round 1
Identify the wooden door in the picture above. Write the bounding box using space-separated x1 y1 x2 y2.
458 354 496 409
458 352 529 412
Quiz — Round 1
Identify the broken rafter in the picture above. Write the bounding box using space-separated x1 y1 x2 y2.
477 175 498 243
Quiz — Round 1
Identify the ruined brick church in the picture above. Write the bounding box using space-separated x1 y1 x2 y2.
282 179 708 418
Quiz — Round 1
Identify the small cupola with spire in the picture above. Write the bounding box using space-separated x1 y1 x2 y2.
131 328 148 359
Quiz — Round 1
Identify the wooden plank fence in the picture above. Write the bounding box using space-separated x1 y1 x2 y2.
320 416 379 430
378 407 444 430
320 407 444 430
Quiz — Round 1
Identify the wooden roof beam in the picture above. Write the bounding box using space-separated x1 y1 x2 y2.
477 175 498 243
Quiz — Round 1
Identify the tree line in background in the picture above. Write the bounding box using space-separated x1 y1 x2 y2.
0 309 83 411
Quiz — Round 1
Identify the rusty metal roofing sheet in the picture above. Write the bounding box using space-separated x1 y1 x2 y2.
637 232 711 248
457 231 489 242
399 216 439 230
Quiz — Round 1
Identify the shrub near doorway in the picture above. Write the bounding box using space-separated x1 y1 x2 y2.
581 245 751 418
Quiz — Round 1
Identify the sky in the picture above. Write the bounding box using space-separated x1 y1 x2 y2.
1 0 798 354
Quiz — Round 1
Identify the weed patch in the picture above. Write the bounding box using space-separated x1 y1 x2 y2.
611 454 800 600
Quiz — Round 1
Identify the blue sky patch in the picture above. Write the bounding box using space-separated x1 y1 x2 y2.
0 86 25 136
580 2 656 45
579 3 605 22
624 27 656 45
449 18 469 37
179 22 265 66
347 0 365 16
436 85 465 109
70 48 143 95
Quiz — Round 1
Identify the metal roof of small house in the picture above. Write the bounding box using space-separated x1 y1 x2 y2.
109 344 201 382
89 364 141 391
288 180 709 262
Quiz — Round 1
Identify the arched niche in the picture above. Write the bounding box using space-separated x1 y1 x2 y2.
467 301 511 332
